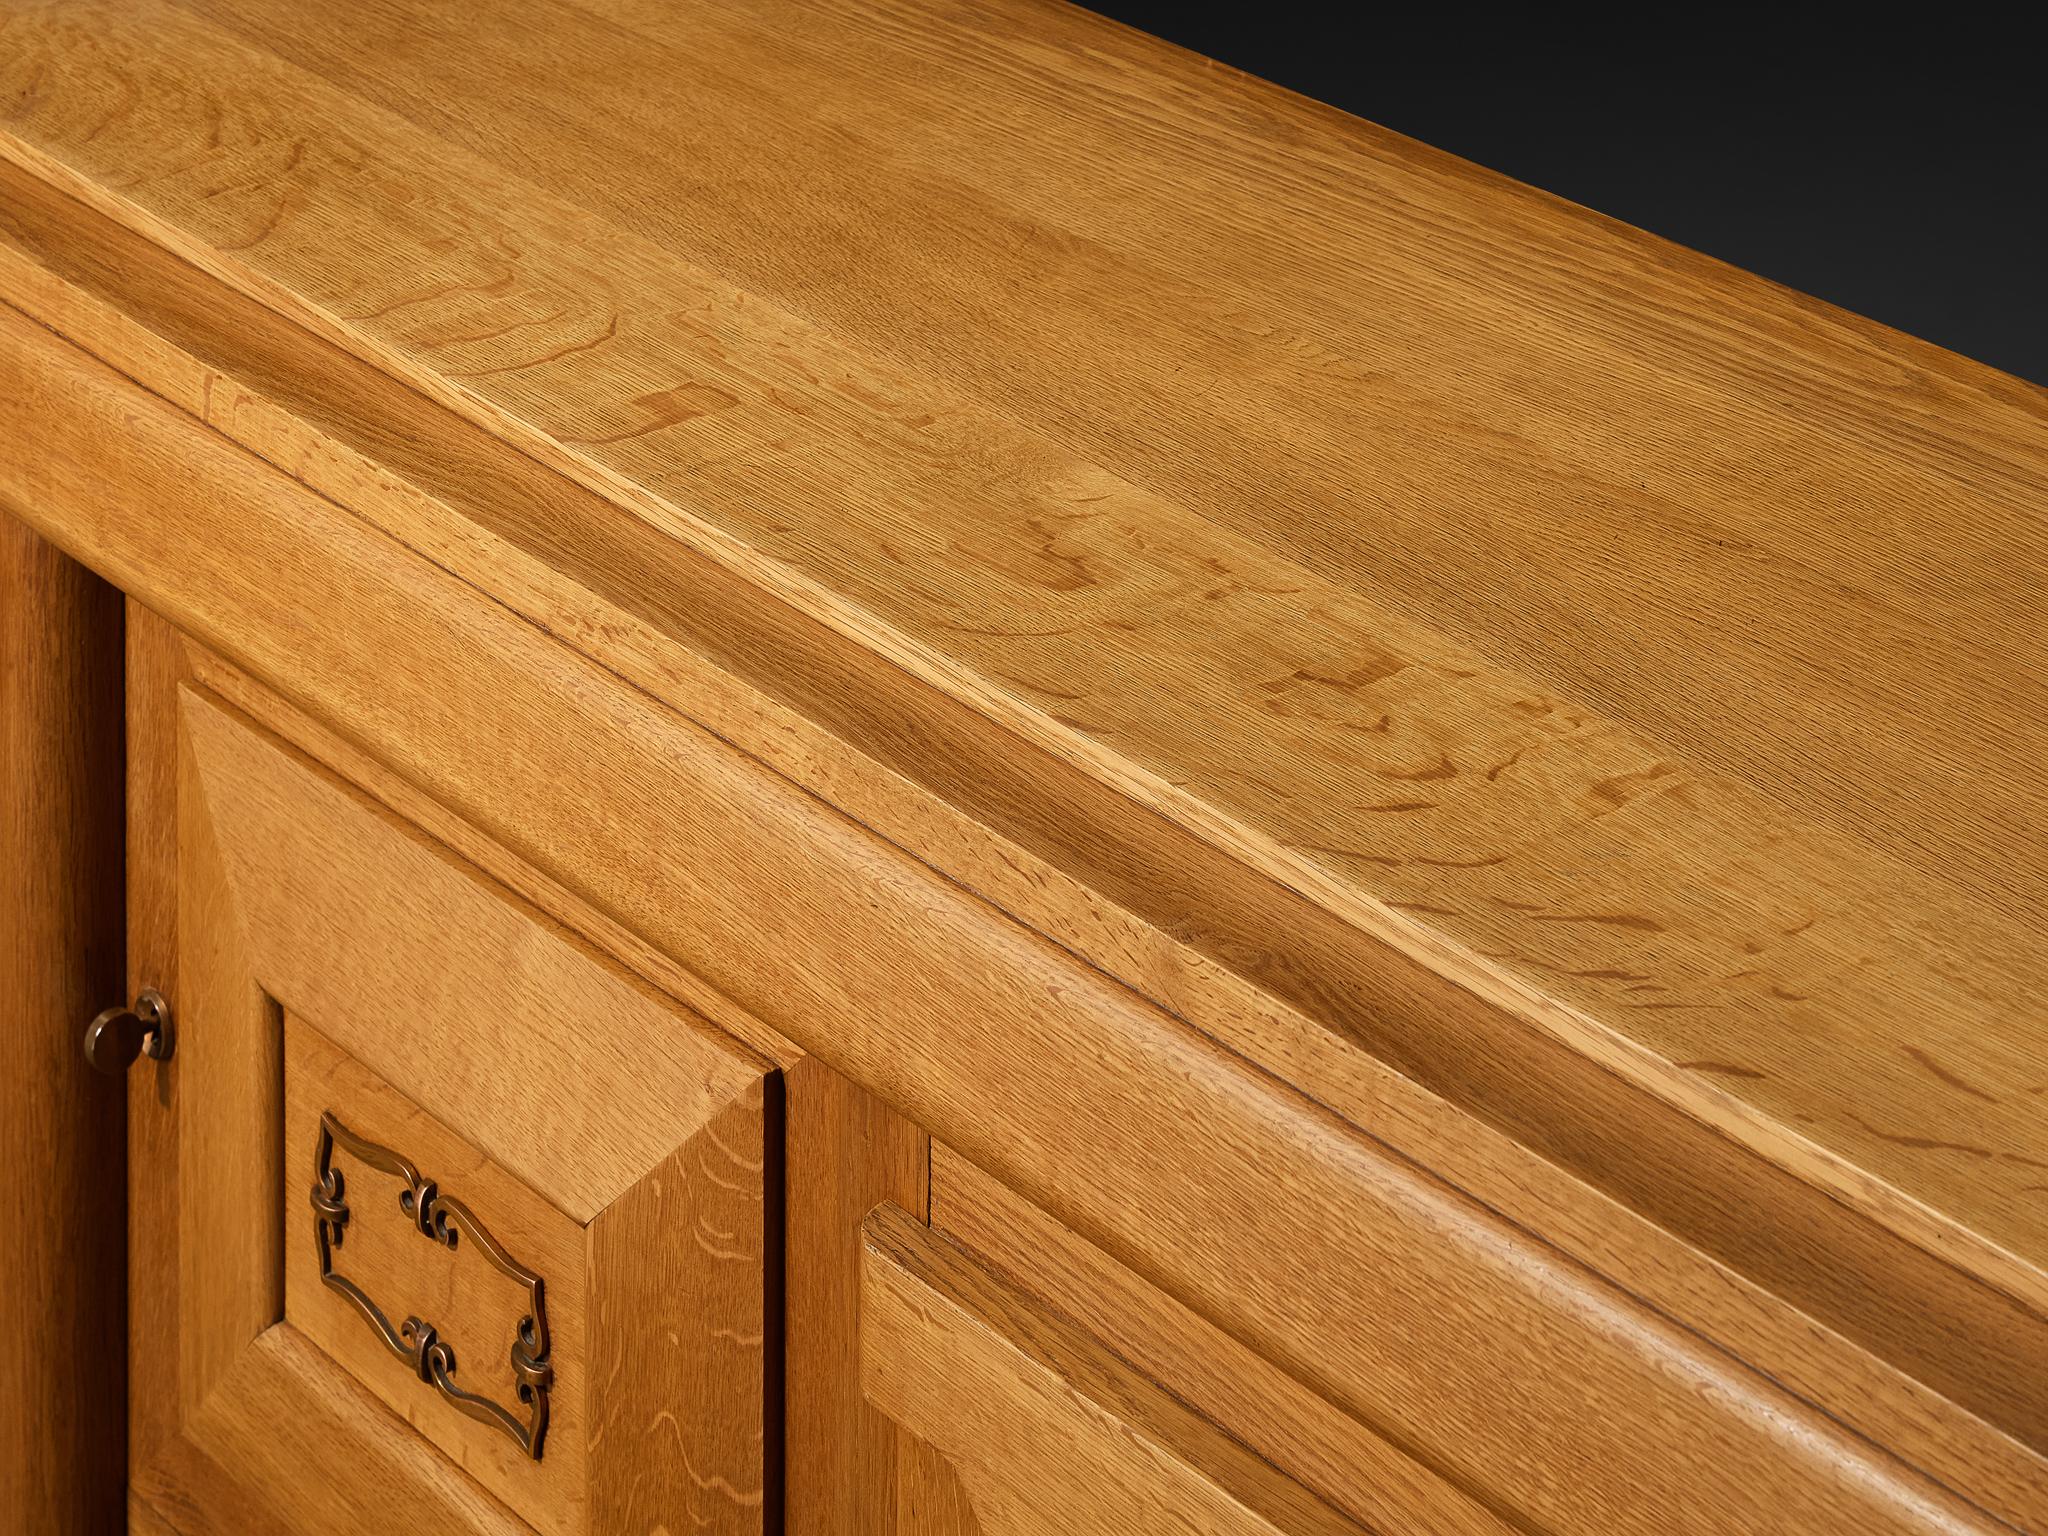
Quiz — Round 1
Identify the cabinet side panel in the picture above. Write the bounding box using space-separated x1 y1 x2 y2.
0 512 124 1533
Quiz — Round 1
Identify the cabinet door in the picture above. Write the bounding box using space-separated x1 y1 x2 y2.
123 646 774 1536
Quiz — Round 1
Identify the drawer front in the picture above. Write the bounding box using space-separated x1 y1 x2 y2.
859 1205 1370 1536
128 678 773 1535
920 1149 1513 1536
919 1149 1992 1536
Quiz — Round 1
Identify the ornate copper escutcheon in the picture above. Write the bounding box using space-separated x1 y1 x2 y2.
309 1111 554 1459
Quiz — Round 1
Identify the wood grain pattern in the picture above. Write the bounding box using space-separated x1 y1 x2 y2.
138 1324 531 1536
0 0 2042 1346
128 1491 184 1536
124 602 192 1479
283 1015 589 1535
0 302 2026 1530
784 1057 929 1536
930 1144 1520 1536
894 1437 978 1536
173 678 280 1432
0 512 123 1535
861 1204 1373 1536
179 683 764 1223
3 158 2044 1506
587 1081 773 1536
185 650 797 1079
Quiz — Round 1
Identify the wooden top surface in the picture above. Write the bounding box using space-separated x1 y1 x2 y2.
3 1 2044 1314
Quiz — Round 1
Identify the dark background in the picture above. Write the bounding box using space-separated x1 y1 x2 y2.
1079 9 2048 388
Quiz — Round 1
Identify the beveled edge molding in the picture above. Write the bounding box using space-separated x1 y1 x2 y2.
309 1110 554 1459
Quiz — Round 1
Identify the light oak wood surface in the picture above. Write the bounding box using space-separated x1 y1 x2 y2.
3 0 2046 1331
860 1203 1373 1536
192 685 776 1534
0 2 2042 1528
8 169 2047 1530
0 514 123 1535
136 1325 532 1536
123 602 191 1480
893 1437 978 1536
0 0 2042 1360
179 684 765 1225
783 1058 929 1536
283 1017 591 1533
586 1083 774 1536
0 103 2041 1498
931 1144 1520 1535
114 658 774 1532
0 295 2033 1530
128 1490 183 1536
172 675 280 1439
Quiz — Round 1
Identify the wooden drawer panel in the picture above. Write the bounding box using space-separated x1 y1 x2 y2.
859 1205 1370 1536
128 681 775 1535
923 1147 1512 1536
922 1148 1990 1536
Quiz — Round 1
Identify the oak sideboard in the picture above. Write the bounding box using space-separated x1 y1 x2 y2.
3 4 2045 1533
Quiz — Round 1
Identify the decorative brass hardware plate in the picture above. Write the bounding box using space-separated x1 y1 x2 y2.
309 1111 554 1459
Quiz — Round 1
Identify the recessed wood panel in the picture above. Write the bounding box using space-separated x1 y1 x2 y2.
929 1144 1515 1536
117 672 773 1534
859 1205 1369 1536
136 1325 531 1536
179 687 763 1225
285 1016 589 1534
